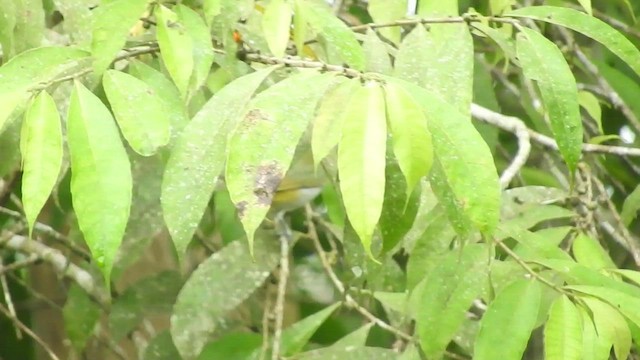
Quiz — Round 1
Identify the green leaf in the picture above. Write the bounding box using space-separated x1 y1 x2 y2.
338 81 387 259
373 291 407 314
578 91 602 133
226 71 333 253
472 23 518 62
572 232 615 270
263 0 292 57
12 0 45 55
162 66 277 261
155 5 194 98
280 303 341 356
296 0 365 70
516 27 582 173
198 333 262 360
394 23 473 115
293 0 308 55
127 60 189 144
103 70 171 156
295 347 399 359
91 0 148 78
544 295 583 360
384 82 433 202
566 286 640 329
387 78 500 235
20 92 63 238
67 81 132 285
621 183 640 226
331 323 374 348
368 0 405 44
0 46 89 130
508 6 640 77
51 0 94 47
363 29 393 75
311 77 357 168
0 0 16 58
582 296 629 360
579 307 613 360
170 234 280 359
418 0 458 16
413 244 488 359
203 0 222 26
474 279 541 360
175 4 215 98
143 331 181 360
63 284 101 352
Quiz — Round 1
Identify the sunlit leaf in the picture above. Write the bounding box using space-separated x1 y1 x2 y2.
384 82 433 202
91 0 148 77
156 5 194 98
413 244 488 359
579 307 612 360
621 183 640 226
363 29 392 74
170 234 280 359
311 77 356 168
12 0 45 55
226 71 333 253
198 333 262 360
578 91 602 133
331 323 374 348
103 70 171 156
517 27 582 173
175 4 215 98
67 81 132 285
263 0 292 57
368 0 405 44
566 285 640 329
296 0 365 70
293 0 308 55
572 232 615 270
544 295 582 360
280 303 341 356
508 6 640 77
162 66 277 261
338 81 386 259
203 0 222 26
474 279 541 360
582 296 629 360
20 92 63 237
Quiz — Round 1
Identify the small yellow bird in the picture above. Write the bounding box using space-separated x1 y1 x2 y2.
270 148 326 213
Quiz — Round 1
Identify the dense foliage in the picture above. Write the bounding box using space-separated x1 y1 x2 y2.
3 0 640 359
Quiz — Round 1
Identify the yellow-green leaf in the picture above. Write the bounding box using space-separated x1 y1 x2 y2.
572 232 616 270
544 295 583 360
20 92 63 238
582 296 629 360
103 70 171 156
338 81 387 259
517 27 582 173
368 0 405 44
263 0 292 57
67 81 132 285
155 5 194 98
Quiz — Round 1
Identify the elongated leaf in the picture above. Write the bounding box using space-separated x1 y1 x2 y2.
175 4 215 98
170 234 280 359
508 6 640 77
368 0 405 44
621 183 640 226
67 81 132 285
331 323 374 348
296 0 365 70
363 29 392 75
198 333 262 360
311 77 357 168
12 0 45 55
578 91 602 133
0 0 16 58
263 0 292 57
293 0 308 55
20 92 63 237
156 5 193 98
0 46 89 130
338 81 387 258
413 245 488 359
474 279 542 360
517 27 582 173
582 297 629 360
580 306 612 360
387 77 500 235
63 284 101 352
280 303 341 356
394 23 473 115
384 82 433 201
566 285 640 329
127 60 189 143
162 66 277 261
572 233 615 270
203 0 221 26
226 71 334 253
91 0 148 77
545 295 582 360
103 70 171 156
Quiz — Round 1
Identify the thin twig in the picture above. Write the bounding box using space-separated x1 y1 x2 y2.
0 258 21 338
271 215 291 360
0 254 40 275
244 53 362 78
0 302 61 360
349 14 518 32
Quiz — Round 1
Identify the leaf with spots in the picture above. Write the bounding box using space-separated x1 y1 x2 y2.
226 71 334 253
170 234 280 359
67 81 132 286
155 5 193 99
517 27 582 173
162 66 278 262
338 81 387 259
